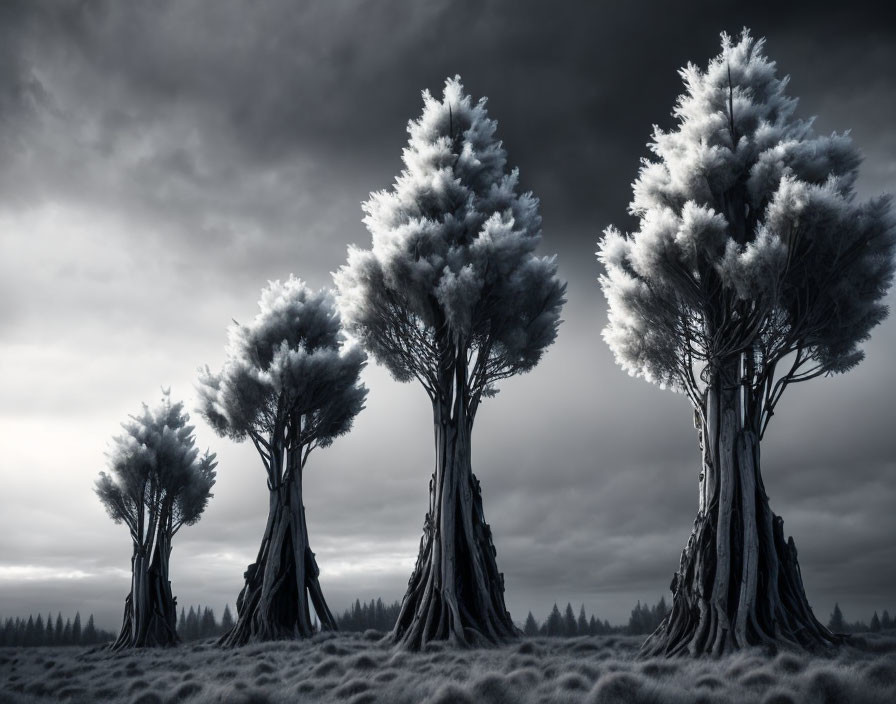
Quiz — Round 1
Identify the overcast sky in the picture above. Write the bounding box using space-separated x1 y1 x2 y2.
1 0 894 631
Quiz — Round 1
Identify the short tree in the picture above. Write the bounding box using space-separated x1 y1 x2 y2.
828 603 846 633
523 612 539 637
83 615 97 644
577 605 589 636
220 604 234 633
44 614 54 645
870 611 882 632
598 31 895 656
96 391 217 649
34 615 44 646
544 603 564 637
563 603 578 637
198 277 367 645
336 76 565 649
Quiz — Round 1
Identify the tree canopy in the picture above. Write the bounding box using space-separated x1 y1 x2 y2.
96 391 216 543
197 276 367 481
598 30 895 434
335 75 565 412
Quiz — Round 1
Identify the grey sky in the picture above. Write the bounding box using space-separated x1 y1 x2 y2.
1 0 894 630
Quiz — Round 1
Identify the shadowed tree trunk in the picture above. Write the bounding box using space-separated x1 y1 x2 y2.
111 527 178 650
392 348 518 649
642 358 843 657
220 459 336 647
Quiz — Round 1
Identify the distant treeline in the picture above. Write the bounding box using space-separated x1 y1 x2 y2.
336 599 401 632
828 604 894 634
0 613 115 648
330 597 672 637
177 604 234 641
6 599 889 647
522 598 669 638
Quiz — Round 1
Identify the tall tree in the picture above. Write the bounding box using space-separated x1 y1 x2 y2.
34 615 45 646
598 31 895 656
336 76 565 649
83 615 97 645
199 277 367 646
24 616 35 646
577 605 589 636
523 612 540 637
563 603 578 637
544 604 564 637
220 604 234 633
45 614 54 645
96 391 217 649
71 613 81 645
177 608 186 636
588 615 600 636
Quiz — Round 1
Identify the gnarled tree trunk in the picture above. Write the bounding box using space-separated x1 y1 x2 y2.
220 471 336 647
642 361 842 657
111 532 178 650
392 359 517 649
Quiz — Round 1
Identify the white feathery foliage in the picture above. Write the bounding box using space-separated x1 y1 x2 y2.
335 76 565 402
197 276 367 453
598 30 895 403
96 391 217 536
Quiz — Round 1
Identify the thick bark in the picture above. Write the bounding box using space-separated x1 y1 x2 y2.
391 391 517 650
111 533 178 650
219 474 336 647
642 362 843 657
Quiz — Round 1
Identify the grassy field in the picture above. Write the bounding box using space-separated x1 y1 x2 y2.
2 631 895 703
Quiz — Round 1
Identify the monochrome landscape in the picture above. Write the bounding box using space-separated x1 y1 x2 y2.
2 1 895 703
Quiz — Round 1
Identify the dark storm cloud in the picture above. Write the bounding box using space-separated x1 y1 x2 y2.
1 0 894 629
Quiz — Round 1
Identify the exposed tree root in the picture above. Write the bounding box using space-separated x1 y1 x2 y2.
220 479 336 647
392 407 517 650
642 392 843 658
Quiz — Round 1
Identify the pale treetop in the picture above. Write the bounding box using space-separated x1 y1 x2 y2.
598 31 895 410
335 76 565 405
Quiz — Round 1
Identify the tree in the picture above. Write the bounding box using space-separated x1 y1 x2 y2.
882 610 892 630
544 604 564 637
220 604 234 633
598 30 895 656
199 607 216 639
563 603 578 637
828 603 845 633
870 612 882 632
336 76 565 650
72 612 81 645
83 614 97 645
655 596 669 626
199 277 367 646
628 601 649 635
577 605 589 636
184 606 198 641
34 614 45 646
523 612 540 637
96 391 217 649
45 613 54 645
